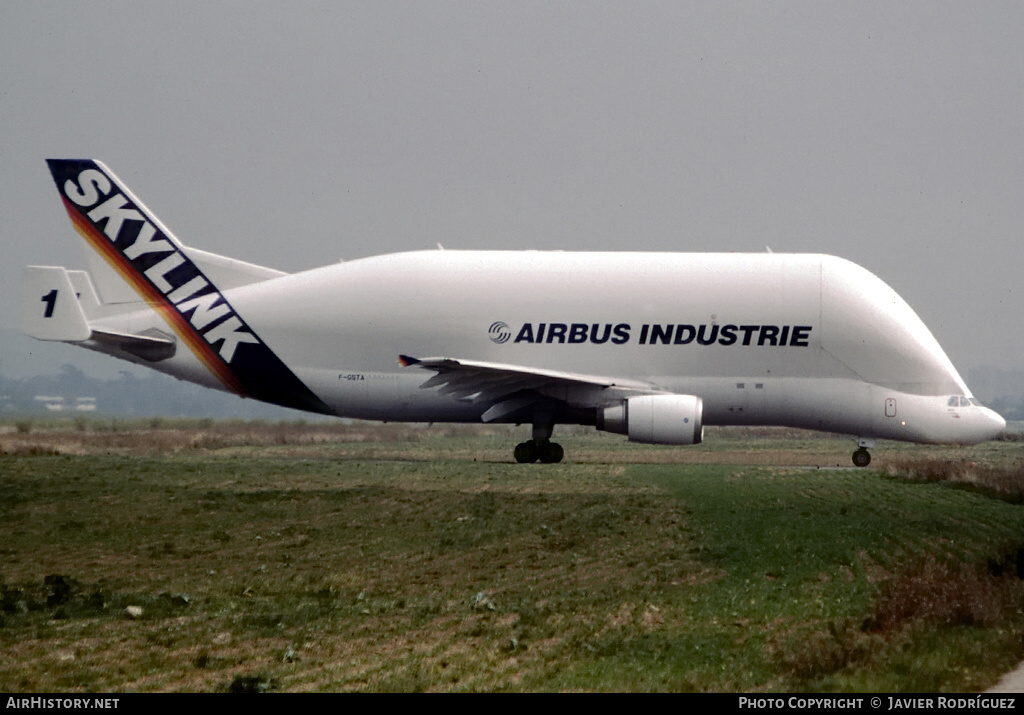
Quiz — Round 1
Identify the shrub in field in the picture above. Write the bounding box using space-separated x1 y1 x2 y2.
867 555 1020 632
778 619 880 679
886 458 1024 503
227 674 276 693
779 553 1023 681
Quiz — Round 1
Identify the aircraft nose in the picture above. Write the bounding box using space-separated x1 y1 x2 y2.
980 407 1007 441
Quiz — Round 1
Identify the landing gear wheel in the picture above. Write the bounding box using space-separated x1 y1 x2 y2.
538 442 564 464
514 440 564 464
514 441 538 464
852 448 871 468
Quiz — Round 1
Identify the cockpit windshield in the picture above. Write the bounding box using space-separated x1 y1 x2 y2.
947 396 978 408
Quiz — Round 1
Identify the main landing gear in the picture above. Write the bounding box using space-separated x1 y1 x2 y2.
514 423 564 464
852 437 875 468
514 440 564 463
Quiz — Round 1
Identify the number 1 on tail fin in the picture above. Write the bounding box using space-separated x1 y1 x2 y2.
22 266 92 342
41 289 58 318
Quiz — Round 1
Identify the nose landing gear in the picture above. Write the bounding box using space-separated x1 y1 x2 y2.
852 437 875 468
852 448 871 468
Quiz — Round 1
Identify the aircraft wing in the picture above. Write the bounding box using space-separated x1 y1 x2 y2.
398 354 663 422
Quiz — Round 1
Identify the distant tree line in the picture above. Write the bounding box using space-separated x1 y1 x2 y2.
3 364 1023 423
0 364 305 419
985 396 1024 422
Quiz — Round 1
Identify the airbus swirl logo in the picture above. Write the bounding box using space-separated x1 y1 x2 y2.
488 321 512 344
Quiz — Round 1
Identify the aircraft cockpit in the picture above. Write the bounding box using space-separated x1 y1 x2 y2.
946 396 985 408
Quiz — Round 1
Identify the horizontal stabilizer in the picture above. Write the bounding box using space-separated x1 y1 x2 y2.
91 328 176 362
23 266 91 342
25 266 178 361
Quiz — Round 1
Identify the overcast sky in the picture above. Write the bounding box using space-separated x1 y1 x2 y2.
2 1 1022 377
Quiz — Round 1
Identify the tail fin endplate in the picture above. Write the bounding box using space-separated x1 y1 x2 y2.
22 265 91 342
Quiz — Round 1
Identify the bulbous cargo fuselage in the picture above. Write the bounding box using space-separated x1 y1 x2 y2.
223 251 1003 446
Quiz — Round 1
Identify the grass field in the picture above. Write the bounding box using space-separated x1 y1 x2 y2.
0 420 1022 692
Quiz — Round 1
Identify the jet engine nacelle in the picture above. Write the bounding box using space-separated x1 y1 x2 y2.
597 394 704 445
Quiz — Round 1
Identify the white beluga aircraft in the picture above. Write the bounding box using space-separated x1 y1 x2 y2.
24 159 1006 466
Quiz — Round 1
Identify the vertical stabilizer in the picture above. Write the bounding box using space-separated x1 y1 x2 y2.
41 159 332 414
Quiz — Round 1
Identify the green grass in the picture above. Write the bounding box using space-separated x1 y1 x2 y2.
0 424 1021 691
